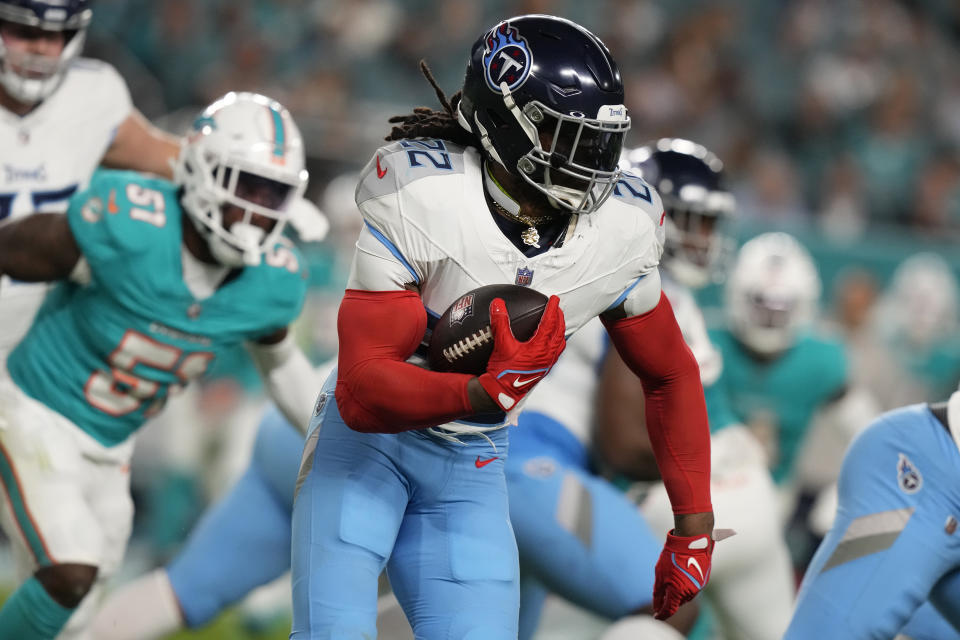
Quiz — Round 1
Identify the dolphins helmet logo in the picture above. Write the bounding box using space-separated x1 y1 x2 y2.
483 23 533 94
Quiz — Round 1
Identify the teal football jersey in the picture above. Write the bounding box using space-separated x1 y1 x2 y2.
706 328 848 484
8 170 308 447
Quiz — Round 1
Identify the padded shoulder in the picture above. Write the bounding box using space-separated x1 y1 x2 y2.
797 331 849 395
609 171 666 252
61 58 132 126
66 169 178 262
355 139 469 208
246 237 309 331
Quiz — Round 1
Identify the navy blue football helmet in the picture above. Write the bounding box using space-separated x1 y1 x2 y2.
622 139 736 288
457 15 630 215
0 0 92 104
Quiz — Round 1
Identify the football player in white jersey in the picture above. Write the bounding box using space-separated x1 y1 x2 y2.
0 0 180 365
291 15 715 639
598 141 796 640
504 140 793 640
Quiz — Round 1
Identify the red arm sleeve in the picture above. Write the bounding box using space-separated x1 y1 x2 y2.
335 289 476 433
601 292 712 514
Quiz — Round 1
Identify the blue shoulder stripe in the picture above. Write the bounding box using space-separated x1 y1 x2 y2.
364 221 419 284
606 274 647 311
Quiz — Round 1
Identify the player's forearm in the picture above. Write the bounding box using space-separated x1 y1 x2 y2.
0 213 80 282
603 292 713 515
336 288 486 432
102 110 180 179
248 335 321 435
336 359 476 432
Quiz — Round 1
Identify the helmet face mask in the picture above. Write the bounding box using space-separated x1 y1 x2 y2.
518 100 629 212
0 0 91 104
458 15 630 215
175 92 308 268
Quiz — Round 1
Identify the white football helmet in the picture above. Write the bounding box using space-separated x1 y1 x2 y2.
0 0 91 104
878 253 959 348
174 92 308 267
726 232 821 356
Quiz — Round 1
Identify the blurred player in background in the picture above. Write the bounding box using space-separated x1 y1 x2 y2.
89 359 335 640
785 394 960 639
0 0 182 368
543 140 793 640
0 92 318 639
504 140 738 640
704 232 880 560
292 14 715 639
872 253 960 408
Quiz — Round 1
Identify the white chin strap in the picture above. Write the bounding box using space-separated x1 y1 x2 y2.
208 222 265 267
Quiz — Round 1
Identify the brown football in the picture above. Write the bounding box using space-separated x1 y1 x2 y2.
428 284 549 375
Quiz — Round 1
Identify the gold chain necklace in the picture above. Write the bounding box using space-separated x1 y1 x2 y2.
487 195 554 248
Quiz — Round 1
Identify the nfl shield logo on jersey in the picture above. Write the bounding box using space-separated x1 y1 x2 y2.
515 267 534 287
897 453 922 494
449 294 475 326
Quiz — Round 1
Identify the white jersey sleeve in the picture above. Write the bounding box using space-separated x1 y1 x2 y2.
69 58 133 142
603 171 666 318
348 141 468 291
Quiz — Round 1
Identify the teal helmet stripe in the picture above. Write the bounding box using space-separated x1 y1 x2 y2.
267 105 286 159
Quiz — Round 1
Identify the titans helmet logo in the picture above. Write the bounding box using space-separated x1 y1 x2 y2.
483 23 533 94
897 453 923 494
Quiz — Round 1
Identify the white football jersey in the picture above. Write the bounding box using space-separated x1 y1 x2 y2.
524 270 722 446
349 138 665 432
0 58 131 363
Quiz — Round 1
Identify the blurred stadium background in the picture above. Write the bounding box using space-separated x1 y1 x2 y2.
6 0 960 638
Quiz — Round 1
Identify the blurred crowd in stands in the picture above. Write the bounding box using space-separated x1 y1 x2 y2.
84 0 960 239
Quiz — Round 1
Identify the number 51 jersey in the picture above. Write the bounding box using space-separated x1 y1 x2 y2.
353 139 666 342
7 170 307 447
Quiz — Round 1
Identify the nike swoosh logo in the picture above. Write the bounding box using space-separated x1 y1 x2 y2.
475 456 499 468
512 375 542 388
376 155 387 179
687 557 704 582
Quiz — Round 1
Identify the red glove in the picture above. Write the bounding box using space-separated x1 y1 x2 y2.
477 295 566 411
653 530 715 619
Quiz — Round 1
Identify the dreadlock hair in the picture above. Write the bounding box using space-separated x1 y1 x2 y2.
386 61 481 149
